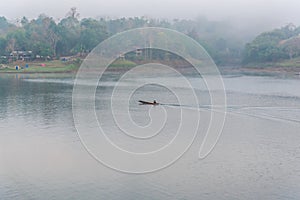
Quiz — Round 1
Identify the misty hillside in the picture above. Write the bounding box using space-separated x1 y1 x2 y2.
1 8 300 66
243 23 300 64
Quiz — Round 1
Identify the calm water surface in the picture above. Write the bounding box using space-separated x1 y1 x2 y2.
1 73 300 199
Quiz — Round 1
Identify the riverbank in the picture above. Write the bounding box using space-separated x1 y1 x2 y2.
0 59 139 74
221 66 300 78
0 60 80 73
221 57 300 78
1 57 300 78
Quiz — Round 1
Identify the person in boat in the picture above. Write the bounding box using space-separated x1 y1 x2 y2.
138 100 159 105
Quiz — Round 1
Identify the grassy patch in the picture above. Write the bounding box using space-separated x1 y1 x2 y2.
244 57 300 68
0 59 138 73
0 60 79 73
109 59 137 68
274 57 300 67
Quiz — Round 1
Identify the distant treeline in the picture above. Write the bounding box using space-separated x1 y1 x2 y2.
0 8 245 65
1 8 300 66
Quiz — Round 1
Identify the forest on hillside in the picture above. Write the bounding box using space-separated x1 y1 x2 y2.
0 8 245 65
1 7 300 66
243 23 300 64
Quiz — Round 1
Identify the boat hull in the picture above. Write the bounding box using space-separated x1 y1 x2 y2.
138 100 159 105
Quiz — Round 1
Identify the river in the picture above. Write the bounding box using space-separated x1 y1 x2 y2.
1 72 300 199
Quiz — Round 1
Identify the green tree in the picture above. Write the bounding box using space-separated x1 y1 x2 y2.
0 16 15 36
79 18 108 52
242 25 300 63
0 37 7 56
56 8 80 55
22 14 58 57
6 29 27 51
21 16 29 27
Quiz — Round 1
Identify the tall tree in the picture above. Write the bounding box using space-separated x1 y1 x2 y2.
0 37 7 55
6 29 27 51
56 8 81 55
79 18 108 52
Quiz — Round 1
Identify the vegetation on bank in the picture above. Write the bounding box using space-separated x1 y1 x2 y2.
0 59 139 73
0 8 247 66
1 7 300 71
243 57 300 68
243 24 300 65
0 60 79 73
109 59 137 68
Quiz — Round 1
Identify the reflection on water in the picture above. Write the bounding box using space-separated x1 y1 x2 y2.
1 73 300 199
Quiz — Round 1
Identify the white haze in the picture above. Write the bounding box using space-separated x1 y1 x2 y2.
1 0 300 36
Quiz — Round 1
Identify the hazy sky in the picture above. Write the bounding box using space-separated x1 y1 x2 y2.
1 0 300 27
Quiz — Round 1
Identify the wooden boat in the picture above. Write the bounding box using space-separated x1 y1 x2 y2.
138 100 159 105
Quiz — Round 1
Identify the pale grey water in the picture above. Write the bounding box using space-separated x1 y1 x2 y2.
1 73 300 199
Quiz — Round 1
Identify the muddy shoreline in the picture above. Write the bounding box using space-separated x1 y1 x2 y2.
220 65 300 78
